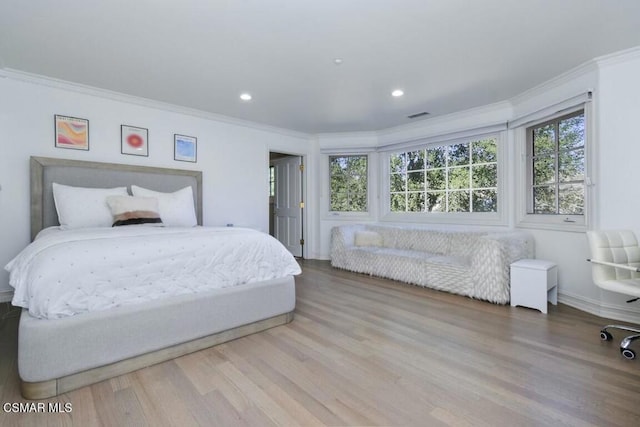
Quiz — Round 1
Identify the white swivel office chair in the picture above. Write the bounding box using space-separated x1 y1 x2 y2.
587 230 640 360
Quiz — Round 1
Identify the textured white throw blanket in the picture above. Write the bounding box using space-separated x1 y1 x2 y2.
6 226 301 319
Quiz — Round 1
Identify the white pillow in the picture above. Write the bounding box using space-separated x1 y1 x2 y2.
106 195 162 227
354 230 383 247
52 183 128 228
130 185 197 227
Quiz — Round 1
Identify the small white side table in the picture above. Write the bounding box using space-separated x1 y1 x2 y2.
510 259 558 314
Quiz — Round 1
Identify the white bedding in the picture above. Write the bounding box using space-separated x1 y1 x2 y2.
5 226 301 319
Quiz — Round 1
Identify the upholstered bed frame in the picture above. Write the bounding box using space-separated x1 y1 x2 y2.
20 157 295 399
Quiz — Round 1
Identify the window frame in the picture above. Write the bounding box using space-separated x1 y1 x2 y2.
326 153 372 217
516 102 593 232
380 132 508 226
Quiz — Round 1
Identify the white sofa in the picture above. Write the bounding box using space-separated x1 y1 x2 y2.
330 224 534 304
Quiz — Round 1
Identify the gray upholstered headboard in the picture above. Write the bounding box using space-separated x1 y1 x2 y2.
30 156 203 240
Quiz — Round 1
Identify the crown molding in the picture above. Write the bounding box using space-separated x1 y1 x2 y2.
378 100 511 136
509 60 598 107
0 68 310 140
594 45 640 68
376 100 511 147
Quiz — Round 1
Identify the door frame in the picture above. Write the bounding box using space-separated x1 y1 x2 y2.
269 150 307 259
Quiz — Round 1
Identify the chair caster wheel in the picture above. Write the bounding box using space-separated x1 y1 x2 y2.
600 330 613 341
621 348 636 360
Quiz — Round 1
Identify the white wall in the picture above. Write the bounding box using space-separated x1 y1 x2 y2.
0 74 310 297
594 51 640 320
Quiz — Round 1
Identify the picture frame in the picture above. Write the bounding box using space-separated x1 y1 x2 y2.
121 125 149 157
174 134 197 163
54 115 89 150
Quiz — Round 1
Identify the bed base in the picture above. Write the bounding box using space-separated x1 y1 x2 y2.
21 311 293 400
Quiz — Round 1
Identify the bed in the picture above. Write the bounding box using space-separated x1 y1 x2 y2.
7 156 300 399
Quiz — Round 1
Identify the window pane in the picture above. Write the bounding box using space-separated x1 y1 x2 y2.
390 153 407 174
390 193 406 212
426 192 445 212
330 155 367 212
388 135 499 215
407 192 425 212
390 173 406 192
533 186 556 214
472 164 497 188
533 156 555 185
448 191 470 212
269 166 275 197
472 189 498 212
330 156 346 171
407 171 425 191
448 167 470 190
426 147 446 168
533 124 555 155
426 169 446 190
351 193 368 212
472 138 497 163
349 174 367 190
559 184 584 215
559 149 584 182
330 171 347 193
331 191 348 211
348 156 367 177
448 143 470 166
407 150 425 171
527 110 585 218
559 114 585 151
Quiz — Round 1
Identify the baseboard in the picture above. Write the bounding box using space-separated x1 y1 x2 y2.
0 290 13 303
304 252 330 261
559 291 640 324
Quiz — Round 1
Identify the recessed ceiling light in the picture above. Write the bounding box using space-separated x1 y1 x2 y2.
240 93 252 101
333 58 343 65
391 89 404 97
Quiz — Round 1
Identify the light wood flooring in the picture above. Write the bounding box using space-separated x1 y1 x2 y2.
1 259 639 426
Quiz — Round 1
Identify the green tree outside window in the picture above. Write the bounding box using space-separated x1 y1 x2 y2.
330 155 368 212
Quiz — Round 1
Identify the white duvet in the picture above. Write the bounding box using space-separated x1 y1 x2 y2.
5 226 301 319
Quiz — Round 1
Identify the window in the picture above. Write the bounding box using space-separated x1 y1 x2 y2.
389 138 498 213
269 165 275 197
527 110 585 216
329 155 368 212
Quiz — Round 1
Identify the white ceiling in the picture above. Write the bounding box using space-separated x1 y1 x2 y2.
1 0 639 134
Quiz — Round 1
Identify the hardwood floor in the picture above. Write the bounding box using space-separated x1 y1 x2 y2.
1 259 639 426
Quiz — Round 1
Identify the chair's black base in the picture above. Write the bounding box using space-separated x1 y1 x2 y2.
600 325 640 360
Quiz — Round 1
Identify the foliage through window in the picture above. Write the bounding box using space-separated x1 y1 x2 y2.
527 110 585 215
330 155 368 212
269 165 275 197
389 138 498 213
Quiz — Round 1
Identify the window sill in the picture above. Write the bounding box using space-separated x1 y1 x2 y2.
323 212 374 222
516 215 586 233
380 211 507 227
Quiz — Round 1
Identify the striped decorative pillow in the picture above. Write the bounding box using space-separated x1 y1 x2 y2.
106 195 162 227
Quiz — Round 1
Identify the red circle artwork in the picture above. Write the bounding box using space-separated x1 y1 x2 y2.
127 134 143 148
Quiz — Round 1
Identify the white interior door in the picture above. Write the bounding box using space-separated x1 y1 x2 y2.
273 156 303 257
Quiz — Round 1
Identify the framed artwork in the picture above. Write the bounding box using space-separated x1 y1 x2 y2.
121 125 149 156
54 115 89 150
174 134 197 162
